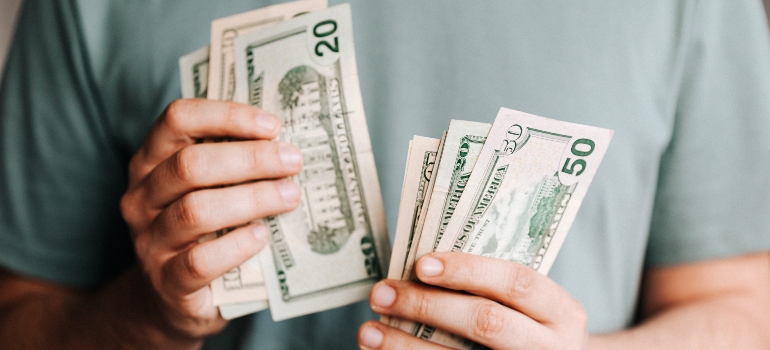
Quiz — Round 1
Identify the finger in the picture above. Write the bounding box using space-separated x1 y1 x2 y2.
153 178 300 248
131 99 281 180
358 321 452 350
163 222 269 296
370 280 551 349
142 140 303 208
415 252 582 325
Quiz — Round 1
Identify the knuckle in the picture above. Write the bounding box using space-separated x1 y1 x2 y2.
183 247 209 281
164 100 188 129
248 141 272 172
471 302 506 341
127 155 143 180
121 190 155 230
120 193 138 225
132 234 152 262
409 290 432 320
173 147 204 183
175 193 207 229
221 102 245 129
568 298 588 326
233 228 261 257
505 265 534 301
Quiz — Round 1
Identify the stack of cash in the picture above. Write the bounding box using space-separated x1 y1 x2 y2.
385 110 613 348
179 1 614 336
179 1 391 322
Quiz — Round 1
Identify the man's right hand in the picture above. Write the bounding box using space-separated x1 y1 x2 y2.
119 99 303 341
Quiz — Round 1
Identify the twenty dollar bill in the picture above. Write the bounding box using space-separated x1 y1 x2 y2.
208 0 327 101
233 4 389 321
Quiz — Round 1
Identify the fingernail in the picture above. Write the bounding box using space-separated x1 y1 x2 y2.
257 112 278 132
278 179 300 203
418 256 444 278
253 224 268 242
279 143 303 169
371 283 396 308
359 325 383 349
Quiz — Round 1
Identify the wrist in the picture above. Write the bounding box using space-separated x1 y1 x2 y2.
95 265 203 349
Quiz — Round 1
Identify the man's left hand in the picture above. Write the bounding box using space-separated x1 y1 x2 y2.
358 252 588 349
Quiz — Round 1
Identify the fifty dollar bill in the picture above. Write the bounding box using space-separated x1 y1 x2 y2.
421 108 613 348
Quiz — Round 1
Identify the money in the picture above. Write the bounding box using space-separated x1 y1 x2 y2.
398 131 446 286
386 136 440 282
179 1 613 328
180 46 270 317
179 46 209 98
437 108 612 268
416 108 613 348
207 0 327 101
410 120 491 274
232 4 389 321
381 136 439 326
201 0 331 314
218 301 267 320
392 121 490 335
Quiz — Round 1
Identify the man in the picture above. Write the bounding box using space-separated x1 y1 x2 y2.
1 1 770 349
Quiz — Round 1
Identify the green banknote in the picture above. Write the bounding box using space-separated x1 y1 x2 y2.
423 108 613 348
382 136 439 327
394 120 490 336
233 4 389 321
207 0 327 101
179 46 209 99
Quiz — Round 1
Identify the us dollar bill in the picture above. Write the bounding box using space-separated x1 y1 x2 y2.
193 1 329 315
180 46 269 314
233 4 389 321
424 108 613 348
180 46 269 318
199 233 269 318
398 131 446 284
394 120 490 335
179 46 210 98
207 0 327 102
411 120 491 272
381 136 439 326
386 136 440 282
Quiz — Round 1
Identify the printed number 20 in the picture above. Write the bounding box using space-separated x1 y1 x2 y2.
314 20 339 57
562 138 595 176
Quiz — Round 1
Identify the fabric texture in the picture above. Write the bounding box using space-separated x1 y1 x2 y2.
2 0 770 348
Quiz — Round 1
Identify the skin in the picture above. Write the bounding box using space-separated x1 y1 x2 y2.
0 99 768 349
358 251 770 349
0 99 303 349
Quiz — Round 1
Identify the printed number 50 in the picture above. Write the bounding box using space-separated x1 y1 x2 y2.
562 138 595 176
314 20 339 57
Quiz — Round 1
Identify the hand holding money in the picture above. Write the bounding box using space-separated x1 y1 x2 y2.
359 252 589 349
178 1 610 331
120 99 302 337
372 108 613 348
179 2 390 321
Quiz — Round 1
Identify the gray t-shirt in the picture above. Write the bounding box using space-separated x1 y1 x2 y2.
2 1 770 348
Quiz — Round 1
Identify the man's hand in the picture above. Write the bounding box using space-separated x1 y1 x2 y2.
358 252 588 349
119 99 302 340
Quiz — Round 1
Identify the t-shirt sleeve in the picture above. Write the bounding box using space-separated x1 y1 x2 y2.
0 1 133 287
647 0 770 266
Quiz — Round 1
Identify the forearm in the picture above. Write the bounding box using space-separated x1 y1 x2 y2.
589 294 770 349
0 266 201 349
